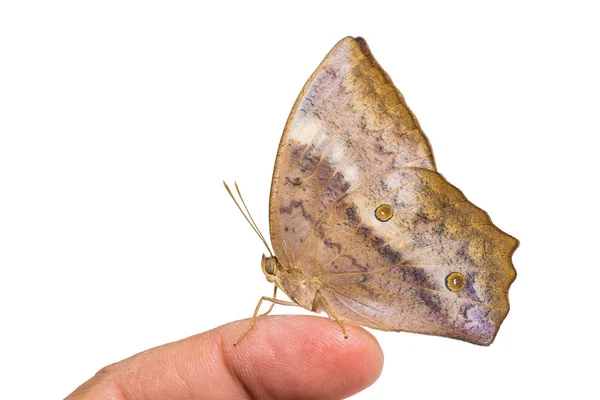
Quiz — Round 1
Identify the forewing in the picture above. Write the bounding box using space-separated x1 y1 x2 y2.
307 167 517 345
270 37 435 268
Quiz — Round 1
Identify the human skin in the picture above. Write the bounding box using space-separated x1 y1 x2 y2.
66 315 384 400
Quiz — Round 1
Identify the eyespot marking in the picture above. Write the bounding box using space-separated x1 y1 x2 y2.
445 272 467 292
375 204 393 222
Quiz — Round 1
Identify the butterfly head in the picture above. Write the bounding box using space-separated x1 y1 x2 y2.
261 254 279 283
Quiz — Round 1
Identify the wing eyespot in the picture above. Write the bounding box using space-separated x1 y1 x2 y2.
445 272 467 292
375 204 394 222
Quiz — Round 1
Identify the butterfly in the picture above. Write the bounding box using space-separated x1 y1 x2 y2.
225 36 517 346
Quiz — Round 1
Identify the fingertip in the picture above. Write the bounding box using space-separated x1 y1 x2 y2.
221 315 383 399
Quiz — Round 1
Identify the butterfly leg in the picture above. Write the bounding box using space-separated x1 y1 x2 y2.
234 293 296 346
330 313 348 339
258 285 278 317
319 296 348 339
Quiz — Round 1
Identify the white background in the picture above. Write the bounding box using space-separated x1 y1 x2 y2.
1 1 599 399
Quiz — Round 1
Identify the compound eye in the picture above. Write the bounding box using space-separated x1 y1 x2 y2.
264 259 275 275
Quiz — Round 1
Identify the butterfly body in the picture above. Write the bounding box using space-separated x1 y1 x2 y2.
247 37 517 345
265 256 321 311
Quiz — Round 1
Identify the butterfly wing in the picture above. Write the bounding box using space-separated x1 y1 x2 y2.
269 37 517 345
306 167 517 345
270 37 436 268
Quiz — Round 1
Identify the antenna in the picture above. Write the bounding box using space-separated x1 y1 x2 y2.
223 181 274 257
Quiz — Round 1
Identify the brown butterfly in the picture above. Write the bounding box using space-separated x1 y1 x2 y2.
225 36 517 346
